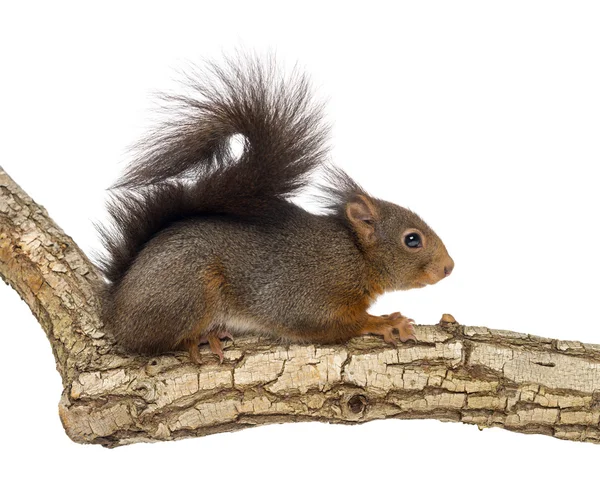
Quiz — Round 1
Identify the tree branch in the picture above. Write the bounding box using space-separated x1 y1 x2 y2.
2 165 599 447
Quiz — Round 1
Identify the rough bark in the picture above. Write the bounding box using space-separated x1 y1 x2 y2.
1 165 600 448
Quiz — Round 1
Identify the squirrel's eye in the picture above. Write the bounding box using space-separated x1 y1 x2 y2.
404 233 422 249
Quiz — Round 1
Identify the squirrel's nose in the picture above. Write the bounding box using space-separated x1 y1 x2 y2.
443 258 454 277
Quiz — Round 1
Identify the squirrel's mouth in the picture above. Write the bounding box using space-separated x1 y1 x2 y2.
415 269 447 287
412 255 455 289
401 280 428 290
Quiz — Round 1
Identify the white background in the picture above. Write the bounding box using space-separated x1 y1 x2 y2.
1 1 599 476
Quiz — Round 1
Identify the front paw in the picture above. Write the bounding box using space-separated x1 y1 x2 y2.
385 312 416 344
361 312 417 346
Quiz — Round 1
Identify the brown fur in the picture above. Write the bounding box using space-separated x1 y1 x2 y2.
178 261 227 362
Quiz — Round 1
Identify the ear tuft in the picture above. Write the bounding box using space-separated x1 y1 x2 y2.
345 195 379 245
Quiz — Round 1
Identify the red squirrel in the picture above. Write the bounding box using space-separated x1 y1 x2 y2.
97 55 454 363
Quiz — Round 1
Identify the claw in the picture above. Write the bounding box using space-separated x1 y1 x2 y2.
398 316 416 342
381 326 398 345
187 342 202 364
207 334 225 364
198 330 234 364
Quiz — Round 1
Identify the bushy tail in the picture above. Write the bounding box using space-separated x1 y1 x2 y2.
97 54 329 284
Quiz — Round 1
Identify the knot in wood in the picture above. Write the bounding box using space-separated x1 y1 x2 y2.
347 394 367 415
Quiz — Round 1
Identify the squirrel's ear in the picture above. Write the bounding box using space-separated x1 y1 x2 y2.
345 195 379 245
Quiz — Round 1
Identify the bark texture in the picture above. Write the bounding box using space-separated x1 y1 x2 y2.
1 165 600 447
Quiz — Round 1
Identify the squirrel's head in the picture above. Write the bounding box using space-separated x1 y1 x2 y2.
345 194 454 291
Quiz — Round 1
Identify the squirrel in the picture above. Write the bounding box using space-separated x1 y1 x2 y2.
97 55 454 364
